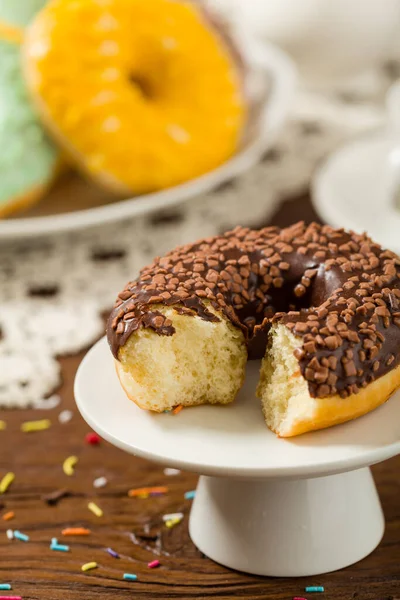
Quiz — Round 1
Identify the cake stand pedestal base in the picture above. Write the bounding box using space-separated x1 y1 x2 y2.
189 468 384 576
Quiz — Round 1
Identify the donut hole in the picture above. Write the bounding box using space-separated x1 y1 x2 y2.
128 73 155 100
116 303 247 412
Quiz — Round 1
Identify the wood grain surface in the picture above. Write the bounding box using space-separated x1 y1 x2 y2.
1 196 400 599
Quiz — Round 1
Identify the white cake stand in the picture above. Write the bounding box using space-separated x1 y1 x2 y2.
75 338 400 577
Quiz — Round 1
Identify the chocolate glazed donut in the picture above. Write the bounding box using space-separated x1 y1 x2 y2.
107 222 400 437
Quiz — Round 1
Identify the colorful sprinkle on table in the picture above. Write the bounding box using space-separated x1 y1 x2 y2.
165 517 182 529
62 527 90 536
58 410 73 424
14 530 29 542
163 467 181 476
148 559 160 568
63 456 78 476
106 547 119 558
50 543 70 552
81 562 98 572
88 502 103 517
162 512 184 522
172 405 183 415
0 586 11 591
305 586 325 593
293 597 308 600
128 486 168 498
123 573 138 582
0 473 15 494
0 421 6 431
21 419 51 433
2 511 15 521
93 476 108 488
184 490 196 500
85 432 101 445
6 530 13 540
0 597 21 600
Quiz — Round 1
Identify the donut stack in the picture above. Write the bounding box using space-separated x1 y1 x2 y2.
0 0 245 217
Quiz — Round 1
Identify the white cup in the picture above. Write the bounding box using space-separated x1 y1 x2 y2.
209 0 400 85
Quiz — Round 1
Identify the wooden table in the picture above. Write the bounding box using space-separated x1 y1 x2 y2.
1 197 400 600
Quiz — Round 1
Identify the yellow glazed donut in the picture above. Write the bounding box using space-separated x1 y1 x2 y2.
23 0 245 195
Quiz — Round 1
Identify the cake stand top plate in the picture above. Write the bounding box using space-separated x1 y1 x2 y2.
75 337 400 479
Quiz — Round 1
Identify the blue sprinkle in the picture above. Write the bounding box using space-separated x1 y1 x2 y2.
51 543 70 552
106 547 119 558
184 490 196 500
0 584 11 591
51 537 58 545
14 530 29 542
123 573 138 582
305 586 325 593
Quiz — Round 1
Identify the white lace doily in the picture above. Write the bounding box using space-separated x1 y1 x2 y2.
0 67 394 408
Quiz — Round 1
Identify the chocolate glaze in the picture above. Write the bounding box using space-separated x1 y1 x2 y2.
107 222 400 399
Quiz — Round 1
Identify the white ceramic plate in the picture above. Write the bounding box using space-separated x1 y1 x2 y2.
75 337 400 479
312 129 400 254
0 41 296 240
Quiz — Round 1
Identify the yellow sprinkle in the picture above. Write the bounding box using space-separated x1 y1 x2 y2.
81 561 98 572
21 419 51 433
0 421 6 431
63 456 78 476
166 517 182 529
88 502 103 517
0 472 15 494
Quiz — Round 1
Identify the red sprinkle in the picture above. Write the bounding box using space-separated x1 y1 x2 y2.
293 597 308 600
148 559 160 568
85 432 101 445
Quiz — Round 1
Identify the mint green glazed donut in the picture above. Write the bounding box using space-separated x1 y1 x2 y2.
0 0 48 27
0 37 58 216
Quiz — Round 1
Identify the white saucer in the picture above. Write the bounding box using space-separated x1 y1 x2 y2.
312 130 400 253
0 41 295 240
75 338 400 576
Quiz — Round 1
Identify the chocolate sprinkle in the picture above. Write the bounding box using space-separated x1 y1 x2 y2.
107 222 400 398
42 488 69 506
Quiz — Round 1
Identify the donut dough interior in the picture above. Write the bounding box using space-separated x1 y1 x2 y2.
115 301 400 437
116 304 247 412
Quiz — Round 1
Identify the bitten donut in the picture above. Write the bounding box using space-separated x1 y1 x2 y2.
0 25 58 218
23 0 245 195
107 222 400 438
